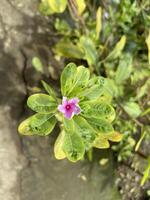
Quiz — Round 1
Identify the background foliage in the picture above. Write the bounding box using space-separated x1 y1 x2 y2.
36 0 150 188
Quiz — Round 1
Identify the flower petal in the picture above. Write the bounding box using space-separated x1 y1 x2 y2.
62 96 68 106
65 110 73 119
69 97 79 105
58 105 65 113
74 106 81 115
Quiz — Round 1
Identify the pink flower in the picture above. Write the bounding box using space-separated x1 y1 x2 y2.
58 97 81 119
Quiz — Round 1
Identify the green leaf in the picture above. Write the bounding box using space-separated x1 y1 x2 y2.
68 65 90 96
79 36 97 67
86 118 114 135
74 66 90 87
32 57 44 73
79 85 102 100
61 63 77 96
54 39 84 59
78 76 105 100
48 0 67 13
141 107 150 116
54 18 71 35
103 78 119 99
30 113 56 136
18 113 56 136
27 94 57 114
63 117 85 162
41 80 57 99
146 30 150 65
30 113 53 127
61 63 90 97
96 7 102 40
62 131 85 162
63 117 74 132
105 35 126 61
88 76 105 88
135 79 150 100
122 102 142 118
54 130 66 159
115 53 132 84
81 101 116 122
73 116 96 149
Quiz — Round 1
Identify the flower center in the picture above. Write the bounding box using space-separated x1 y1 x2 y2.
66 105 71 110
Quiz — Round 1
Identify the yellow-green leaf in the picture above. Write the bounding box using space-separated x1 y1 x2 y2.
32 57 44 73
93 136 110 149
68 65 90 96
135 130 146 152
18 116 34 136
62 131 85 162
81 101 116 122
48 0 67 13
41 80 57 99
27 94 57 114
54 39 84 59
54 131 66 160
86 118 114 135
141 107 150 116
75 0 86 15
79 36 97 67
141 157 150 186
96 7 102 40
107 132 123 142
18 114 56 136
122 102 142 118
73 116 96 149
146 30 150 65
39 0 54 15
60 63 77 96
61 63 90 97
106 35 126 61
115 53 132 84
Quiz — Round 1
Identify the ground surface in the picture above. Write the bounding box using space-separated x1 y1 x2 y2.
0 1 121 200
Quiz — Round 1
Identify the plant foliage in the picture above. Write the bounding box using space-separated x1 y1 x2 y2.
37 0 150 185
18 63 122 162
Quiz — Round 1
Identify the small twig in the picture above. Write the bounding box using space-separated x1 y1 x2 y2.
137 149 148 159
132 118 143 128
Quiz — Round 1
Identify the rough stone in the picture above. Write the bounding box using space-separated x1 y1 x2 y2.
0 106 27 200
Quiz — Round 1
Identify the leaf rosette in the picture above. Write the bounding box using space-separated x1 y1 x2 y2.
18 63 122 162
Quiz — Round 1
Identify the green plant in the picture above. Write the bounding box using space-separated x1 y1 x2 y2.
36 0 150 187
18 63 122 162
38 0 150 152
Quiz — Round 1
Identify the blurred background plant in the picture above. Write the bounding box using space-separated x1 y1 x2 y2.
32 0 150 193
